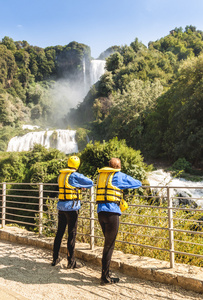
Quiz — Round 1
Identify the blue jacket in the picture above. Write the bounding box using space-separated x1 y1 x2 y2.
57 172 93 211
97 171 142 215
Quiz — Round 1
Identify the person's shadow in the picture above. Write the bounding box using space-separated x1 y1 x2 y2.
0 254 97 286
0 247 115 299
0 241 201 300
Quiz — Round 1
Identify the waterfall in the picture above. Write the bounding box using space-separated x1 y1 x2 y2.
81 59 106 96
83 57 87 95
7 129 78 154
147 169 203 206
82 59 105 95
90 60 106 86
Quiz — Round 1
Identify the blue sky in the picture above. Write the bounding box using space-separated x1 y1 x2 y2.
1 0 203 58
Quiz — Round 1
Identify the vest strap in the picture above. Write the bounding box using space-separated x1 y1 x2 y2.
96 200 120 206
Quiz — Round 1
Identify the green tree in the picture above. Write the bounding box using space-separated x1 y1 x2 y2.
98 71 114 96
130 38 146 53
106 52 123 73
56 41 91 78
1 36 17 51
145 54 203 165
103 79 163 149
0 92 29 126
0 45 17 87
151 26 203 60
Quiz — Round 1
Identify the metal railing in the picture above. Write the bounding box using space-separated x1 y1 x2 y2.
0 182 203 268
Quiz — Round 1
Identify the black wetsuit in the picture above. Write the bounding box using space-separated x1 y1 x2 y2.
98 211 120 279
53 210 78 267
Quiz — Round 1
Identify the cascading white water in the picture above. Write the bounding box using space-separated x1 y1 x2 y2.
7 129 78 154
82 57 87 95
90 60 106 86
22 125 40 130
147 169 203 206
82 59 105 95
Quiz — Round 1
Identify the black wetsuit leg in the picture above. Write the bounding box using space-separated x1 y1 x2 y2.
98 211 120 279
53 210 67 261
53 210 78 264
66 210 78 266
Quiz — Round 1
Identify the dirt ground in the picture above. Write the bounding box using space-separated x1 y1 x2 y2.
0 240 202 300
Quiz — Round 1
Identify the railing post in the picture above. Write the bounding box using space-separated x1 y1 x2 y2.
90 186 95 250
39 183 43 236
2 182 6 228
167 186 174 268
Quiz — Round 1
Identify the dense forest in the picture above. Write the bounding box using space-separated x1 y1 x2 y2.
0 25 203 170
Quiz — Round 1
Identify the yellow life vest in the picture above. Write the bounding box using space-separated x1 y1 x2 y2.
58 168 81 201
96 167 123 204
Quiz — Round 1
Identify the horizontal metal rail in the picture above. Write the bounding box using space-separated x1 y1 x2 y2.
129 204 169 209
173 250 203 258
5 206 40 213
171 207 203 212
5 218 38 227
173 217 203 223
119 230 169 240
0 182 203 268
6 212 37 219
5 200 39 206
4 194 41 199
174 239 203 246
124 213 168 220
119 221 168 230
168 227 203 235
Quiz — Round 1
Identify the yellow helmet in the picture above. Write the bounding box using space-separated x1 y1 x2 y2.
120 199 129 212
68 156 80 169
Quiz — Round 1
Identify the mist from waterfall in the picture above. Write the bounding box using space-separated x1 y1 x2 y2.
48 79 86 128
7 130 78 154
49 58 106 127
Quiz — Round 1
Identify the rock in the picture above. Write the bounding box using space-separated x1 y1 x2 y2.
173 191 198 209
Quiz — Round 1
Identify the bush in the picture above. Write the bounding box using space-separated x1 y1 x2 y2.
79 137 152 181
172 158 192 172
0 140 7 151
0 145 67 183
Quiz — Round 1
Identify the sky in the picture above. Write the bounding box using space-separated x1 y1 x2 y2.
1 0 203 58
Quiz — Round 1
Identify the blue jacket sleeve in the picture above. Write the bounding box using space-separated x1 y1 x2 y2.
112 171 142 190
69 172 93 188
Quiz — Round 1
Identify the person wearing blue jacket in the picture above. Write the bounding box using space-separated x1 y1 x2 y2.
52 155 93 268
96 157 142 285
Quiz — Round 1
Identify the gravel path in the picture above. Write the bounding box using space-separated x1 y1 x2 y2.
0 240 202 300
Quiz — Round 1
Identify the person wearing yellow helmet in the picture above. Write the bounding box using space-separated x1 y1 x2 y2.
67 155 80 169
96 158 142 285
52 155 93 269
